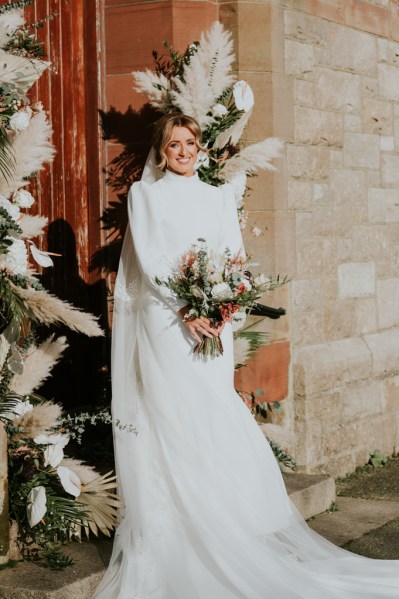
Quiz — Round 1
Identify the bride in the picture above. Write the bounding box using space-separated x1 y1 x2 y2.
93 114 399 598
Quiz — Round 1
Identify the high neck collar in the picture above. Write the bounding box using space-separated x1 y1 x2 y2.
163 169 199 184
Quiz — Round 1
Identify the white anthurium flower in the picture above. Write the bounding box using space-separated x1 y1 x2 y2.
44 443 64 468
57 466 81 498
211 282 234 300
9 106 32 132
0 194 20 220
233 80 255 113
194 150 210 170
28 241 54 268
34 433 70 448
13 188 35 208
211 103 228 117
27 486 47 527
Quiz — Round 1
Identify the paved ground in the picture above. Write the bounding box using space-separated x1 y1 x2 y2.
308 457 399 559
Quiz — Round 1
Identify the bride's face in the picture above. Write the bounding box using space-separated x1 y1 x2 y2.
164 126 198 177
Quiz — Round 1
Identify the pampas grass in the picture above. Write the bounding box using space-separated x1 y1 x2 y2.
19 214 48 239
171 22 235 128
12 401 62 440
0 8 24 48
61 458 97 484
0 109 55 196
12 286 104 337
11 335 68 396
132 70 171 109
221 138 284 180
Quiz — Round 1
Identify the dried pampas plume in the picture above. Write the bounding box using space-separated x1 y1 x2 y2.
221 138 284 181
12 401 62 441
61 458 98 485
19 214 48 239
171 21 235 128
132 70 171 109
13 286 104 337
0 109 55 196
11 336 68 396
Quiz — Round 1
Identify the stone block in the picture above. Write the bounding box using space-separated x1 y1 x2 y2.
380 136 395 152
344 133 380 169
344 0 390 38
295 211 313 237
381 154 399 186
367 170 381 188
291 278 323 313
294 106 343 147
337 238 353 262
284 10 332 47
296 237 335 278
285 39 315 78
293 79 315 107
287 145 330 180
330 149 344 168
284 473 336 520
362 97 393 135
331 25 377 75
293 337 372 397
378 63 399 101
364 327 399 376
376 278 399 329
352 224 393 262
344 114 361 132
368 188 399 223
338 261 375 299
341 380 383 421
330 169 367 205
324 299 357 341
287 180 313 209
291 309 325 347
353 297 378 335
316 69 361 113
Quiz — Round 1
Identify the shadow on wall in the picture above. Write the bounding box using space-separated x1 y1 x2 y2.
39 219 110 411
90 103 161 276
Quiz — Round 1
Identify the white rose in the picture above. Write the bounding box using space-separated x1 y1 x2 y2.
9 107 32 132
13 189 35 208
0 239 28 275
233 81 255 113
0 194 20 221
211 103 228 117
251 226 262 237
211 282 234 300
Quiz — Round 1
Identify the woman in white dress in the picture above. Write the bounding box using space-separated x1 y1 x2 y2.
93 114 399 599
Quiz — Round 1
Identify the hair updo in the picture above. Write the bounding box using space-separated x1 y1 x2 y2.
152 113 206 170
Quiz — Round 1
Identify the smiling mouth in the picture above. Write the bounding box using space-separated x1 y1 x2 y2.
177 157 191 163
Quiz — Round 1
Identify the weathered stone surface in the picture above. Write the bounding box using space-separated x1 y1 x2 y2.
284 9 331 47
378 63 399 101
285 39 314 77
287 145 330 180
316 69 361 112
338 262 375 299
330 169 367 204
364 328 399 376
293 79 315 106
294 337 372 396
331 26 377 74
287 179 313 209
381 154 399 186
368 188 399 223
294 106 343 147
296 237 335 277
344 133 380 168
380 135 395 152
376 278 399 329
362 97 393 135
313 182 330 204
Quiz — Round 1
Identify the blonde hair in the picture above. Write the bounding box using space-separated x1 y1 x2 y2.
152 114 206 171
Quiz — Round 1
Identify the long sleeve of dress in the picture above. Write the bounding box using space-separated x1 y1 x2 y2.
127 181 186 313
218 183 246 259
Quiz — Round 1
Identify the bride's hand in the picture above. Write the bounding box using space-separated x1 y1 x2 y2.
178 307 222 343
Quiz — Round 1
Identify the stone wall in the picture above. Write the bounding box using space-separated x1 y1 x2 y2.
285 6 399 475
221 0 399 475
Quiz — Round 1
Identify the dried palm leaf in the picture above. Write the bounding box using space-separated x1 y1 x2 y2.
75 471 124 538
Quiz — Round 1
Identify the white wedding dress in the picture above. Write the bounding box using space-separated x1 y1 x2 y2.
93 169 399 599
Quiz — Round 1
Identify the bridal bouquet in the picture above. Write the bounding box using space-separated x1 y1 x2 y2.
155 239 287 357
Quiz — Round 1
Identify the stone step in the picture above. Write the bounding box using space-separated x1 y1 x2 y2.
283 472 336 520
0 473 336 598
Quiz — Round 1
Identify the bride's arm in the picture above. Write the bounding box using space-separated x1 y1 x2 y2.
127 181 187 313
